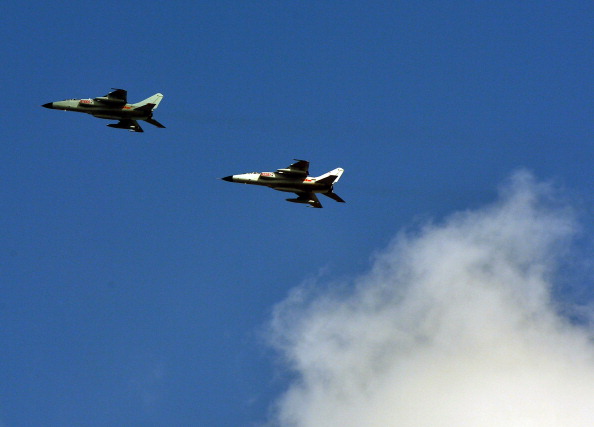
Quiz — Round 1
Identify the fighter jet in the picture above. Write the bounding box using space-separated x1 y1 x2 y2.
221 159 345 208
42 89 165 132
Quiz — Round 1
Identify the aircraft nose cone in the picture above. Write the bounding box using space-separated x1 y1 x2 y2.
42 102 53 109
220 176 234 182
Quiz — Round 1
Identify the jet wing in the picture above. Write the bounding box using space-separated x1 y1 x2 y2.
105 88 127 103
276 159 309 176
95 88 128 105
107 119 144 132
289 192 323 208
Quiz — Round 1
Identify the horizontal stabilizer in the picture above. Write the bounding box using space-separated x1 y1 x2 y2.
323 191 345 203
145 117 166 128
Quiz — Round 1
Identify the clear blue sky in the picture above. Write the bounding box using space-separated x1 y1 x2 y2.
1 2 593 426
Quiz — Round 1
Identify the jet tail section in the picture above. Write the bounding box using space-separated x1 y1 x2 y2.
315 168 344 185
133 93 163 111
315 168 345 204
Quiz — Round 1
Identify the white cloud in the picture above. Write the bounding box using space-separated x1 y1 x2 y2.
268 172 594 427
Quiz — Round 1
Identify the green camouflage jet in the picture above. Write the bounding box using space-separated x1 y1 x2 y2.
42 88 165 133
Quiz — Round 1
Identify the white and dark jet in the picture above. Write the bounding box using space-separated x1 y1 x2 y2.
42 89 165 133
221 159 345 208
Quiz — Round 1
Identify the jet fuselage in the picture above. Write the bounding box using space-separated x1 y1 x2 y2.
222 172 336 194
42 99 152 121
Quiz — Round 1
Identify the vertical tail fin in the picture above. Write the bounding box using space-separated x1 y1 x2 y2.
315 168 344 185
132 93 163 111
